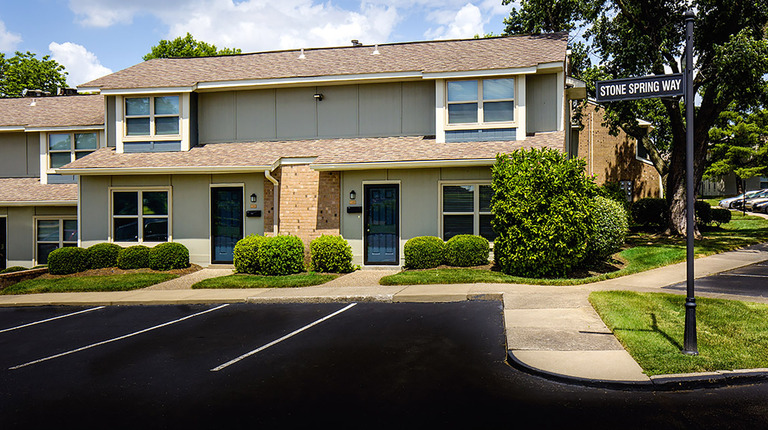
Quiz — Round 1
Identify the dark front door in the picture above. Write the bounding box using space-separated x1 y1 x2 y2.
211 187 243 264
364 184 399 265
0 217 5 270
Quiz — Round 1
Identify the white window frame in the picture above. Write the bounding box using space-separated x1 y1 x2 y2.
46 131 100 172
123 95 181 142
33 217 78 265
438 181 494 241
109 187 172 245
635 138 653 165
444 78 516 130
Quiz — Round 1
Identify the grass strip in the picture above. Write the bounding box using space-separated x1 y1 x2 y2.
380 212 768 286
192 272 338 289
2 273 178 295
589 291 768 376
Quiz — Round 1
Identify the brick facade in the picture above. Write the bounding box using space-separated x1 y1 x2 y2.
576 103 661 200
263 164 340 246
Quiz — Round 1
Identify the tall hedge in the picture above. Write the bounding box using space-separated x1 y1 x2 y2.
491 148 597 278
586 196 629 261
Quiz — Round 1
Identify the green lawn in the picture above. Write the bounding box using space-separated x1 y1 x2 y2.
192 272 338 289
2 273 178 295
589 291 768 375
380 212 768 286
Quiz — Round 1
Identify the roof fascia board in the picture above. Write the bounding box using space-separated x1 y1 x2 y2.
423 67 538 79
0 126 26 132
536 61 565 72
0 201 76 206
311 159 494 171
100 86 196 96
26 125 105 132
56 165 271 175
195 71 423 91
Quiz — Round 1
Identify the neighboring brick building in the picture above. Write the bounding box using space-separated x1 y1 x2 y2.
574 101 662 200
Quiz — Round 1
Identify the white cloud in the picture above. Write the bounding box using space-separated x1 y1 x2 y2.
49 42 113 86
426 3 485 40
0 19 22 52
68 0 399 51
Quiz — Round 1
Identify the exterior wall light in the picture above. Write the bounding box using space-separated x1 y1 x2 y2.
250 193 257 203
313 93 324 101
349 190 356 200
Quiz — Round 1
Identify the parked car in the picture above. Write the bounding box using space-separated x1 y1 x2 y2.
745 194 768 211
752 199 768 214
720 189 766 209
733 189 768 210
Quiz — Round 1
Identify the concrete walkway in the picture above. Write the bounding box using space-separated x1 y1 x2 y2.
1 242 768 388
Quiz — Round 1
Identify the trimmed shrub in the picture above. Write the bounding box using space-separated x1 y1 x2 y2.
711 208 732 226
444 235 489 267
631 198 668 229
695 200 712 226
47 247 90 275
404 236 445 269
0 266 29 274
258 235 305 276
117 245 150 269
587 196 629 261
87 243 122 269
310 235 354 273
149 242 190 271
234 235 266 274
491 148 597 278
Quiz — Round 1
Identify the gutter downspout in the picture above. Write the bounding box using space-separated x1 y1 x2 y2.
264 169 279 235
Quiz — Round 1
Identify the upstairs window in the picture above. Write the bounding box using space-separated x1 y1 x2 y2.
48 132 99 169
125 96 180 137
447 78 515 125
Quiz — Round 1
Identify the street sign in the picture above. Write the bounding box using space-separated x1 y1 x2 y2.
595 73 684 102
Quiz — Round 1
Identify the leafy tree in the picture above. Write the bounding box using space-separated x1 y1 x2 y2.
503 0 768 238
0 51 67 97
143 33 242 60
705 106 768 192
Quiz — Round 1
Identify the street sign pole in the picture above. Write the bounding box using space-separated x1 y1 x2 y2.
682 10 698 355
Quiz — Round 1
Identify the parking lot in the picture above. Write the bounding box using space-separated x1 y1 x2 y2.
664 261 768 297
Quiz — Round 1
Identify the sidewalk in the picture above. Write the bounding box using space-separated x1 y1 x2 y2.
1 243 767 389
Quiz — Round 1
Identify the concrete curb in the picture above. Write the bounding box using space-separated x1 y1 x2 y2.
507 351 768 391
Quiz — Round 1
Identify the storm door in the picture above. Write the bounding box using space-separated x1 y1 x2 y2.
364 184 399 265
211 187 244 263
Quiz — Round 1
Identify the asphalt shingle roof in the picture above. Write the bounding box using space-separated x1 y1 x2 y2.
0 178 77 203
58 132 564 172
0 94 104 128
80 33 568 90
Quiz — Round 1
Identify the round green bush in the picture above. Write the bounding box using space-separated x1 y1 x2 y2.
87 243 122 269
117 245 150 269
631 198 668 229
695 200 713 226
403 236 445 269
444 235 489 267
149 242 190 271
586 196 629 261
258 235 305 276
492 148 597 278
47 247 90 275
234 235 267 274
711 207 732 226
310 235 354 273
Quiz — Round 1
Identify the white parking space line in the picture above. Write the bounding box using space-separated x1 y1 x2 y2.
720 274 768 278
211 303 357 372
9 304 229 370
0 306 105 334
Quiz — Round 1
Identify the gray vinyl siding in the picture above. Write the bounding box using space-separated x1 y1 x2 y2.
79 173 264 266
0 132 39 177
197 81 435 144
526 73 558 133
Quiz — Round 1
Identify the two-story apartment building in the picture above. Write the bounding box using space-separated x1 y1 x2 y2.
53 33 579 267
0 94 105 269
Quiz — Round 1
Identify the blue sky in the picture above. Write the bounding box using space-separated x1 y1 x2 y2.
0 0 516 87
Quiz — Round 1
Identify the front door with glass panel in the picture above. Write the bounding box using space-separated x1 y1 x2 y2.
211 187 243 264
364 184 399 265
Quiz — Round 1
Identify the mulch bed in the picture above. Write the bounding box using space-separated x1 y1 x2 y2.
37 264 203 280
